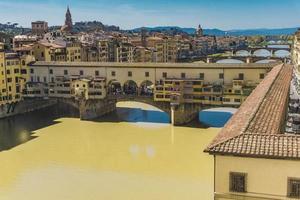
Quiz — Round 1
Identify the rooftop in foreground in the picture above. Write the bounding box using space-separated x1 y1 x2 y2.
205 64 300 160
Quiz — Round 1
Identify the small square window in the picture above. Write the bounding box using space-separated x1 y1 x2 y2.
288 178 300 198
230 172 247 193
259 73 265 79
145 72 149 77
111 71 116 76
199 73 204 79
219 73 224 79
238 73 244 80
64 70 68 75
128 71 132 77
162 72 167 78
181 73 186 79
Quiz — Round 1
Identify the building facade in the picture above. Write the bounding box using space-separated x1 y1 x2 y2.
31 21 48 36
0 51 29 106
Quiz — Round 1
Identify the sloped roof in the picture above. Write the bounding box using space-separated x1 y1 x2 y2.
205 64 297 160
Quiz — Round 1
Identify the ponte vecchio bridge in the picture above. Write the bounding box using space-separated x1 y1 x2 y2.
26 61 279 125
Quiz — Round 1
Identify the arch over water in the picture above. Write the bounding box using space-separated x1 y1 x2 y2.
116 101 170 124
235 50 250 57
199 107 237 127
123 80 138 95
274 50 290 58
253 49 271 57
255 59 278 64
193 60 206 64
216 59 244 64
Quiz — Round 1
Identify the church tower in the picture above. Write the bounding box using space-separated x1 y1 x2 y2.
196 24 204 37
62 6 73 33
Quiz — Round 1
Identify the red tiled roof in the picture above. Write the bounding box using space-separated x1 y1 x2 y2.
205 64 297 160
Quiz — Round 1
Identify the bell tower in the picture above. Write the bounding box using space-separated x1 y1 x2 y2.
64 6 73 32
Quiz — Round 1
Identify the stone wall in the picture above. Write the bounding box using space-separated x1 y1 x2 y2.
0 99 57 119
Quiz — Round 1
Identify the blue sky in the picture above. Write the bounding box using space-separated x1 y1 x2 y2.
0 0 300 29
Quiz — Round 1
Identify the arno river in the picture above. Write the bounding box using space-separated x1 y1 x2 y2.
0 102 219 200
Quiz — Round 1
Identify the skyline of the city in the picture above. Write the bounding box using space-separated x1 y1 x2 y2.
1 0 300 29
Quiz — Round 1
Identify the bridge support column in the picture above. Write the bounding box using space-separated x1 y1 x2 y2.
246 57 251 63
171 103 200 126
79 98 117 120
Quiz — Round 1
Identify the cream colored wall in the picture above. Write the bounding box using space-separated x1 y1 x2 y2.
223 68 266 85
215 155 300 199
30 66 269 88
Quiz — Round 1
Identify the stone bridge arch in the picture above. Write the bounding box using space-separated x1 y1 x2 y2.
216 58 245 64
123 80 138 95
253 49 272 57
235 50 251 57
116 96 171 114
140 80 154 96
255 59 279 64
108 79 122 95
274 49 290 58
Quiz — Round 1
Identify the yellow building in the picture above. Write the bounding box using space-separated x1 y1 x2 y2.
147 37 178 63
66 42 81 62
0 51 29 106
205 64 300 200
33 41 66 62
133 46 153 63
115 42 134 63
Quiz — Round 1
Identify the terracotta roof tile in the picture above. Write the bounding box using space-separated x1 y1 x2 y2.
205 64 297 160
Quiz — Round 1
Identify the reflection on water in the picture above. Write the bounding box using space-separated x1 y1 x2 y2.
0 102 219 200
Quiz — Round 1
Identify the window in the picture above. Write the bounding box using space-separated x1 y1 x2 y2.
238 73 244 80
95 70 99 76
64 70 68 75
128 71 132 77
111 71 116 76
145 72 149 77
162 72 167 78
288 178 300 198
49 69 53 74
199 73 205 79
230 172 247 193
223 98 231 102
234 99 241 103
219 73 224 79
79 70 84 76
193 88 202 92
181 73 186 79
30 69 34 74
21 69 27 74
259 73 265 79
